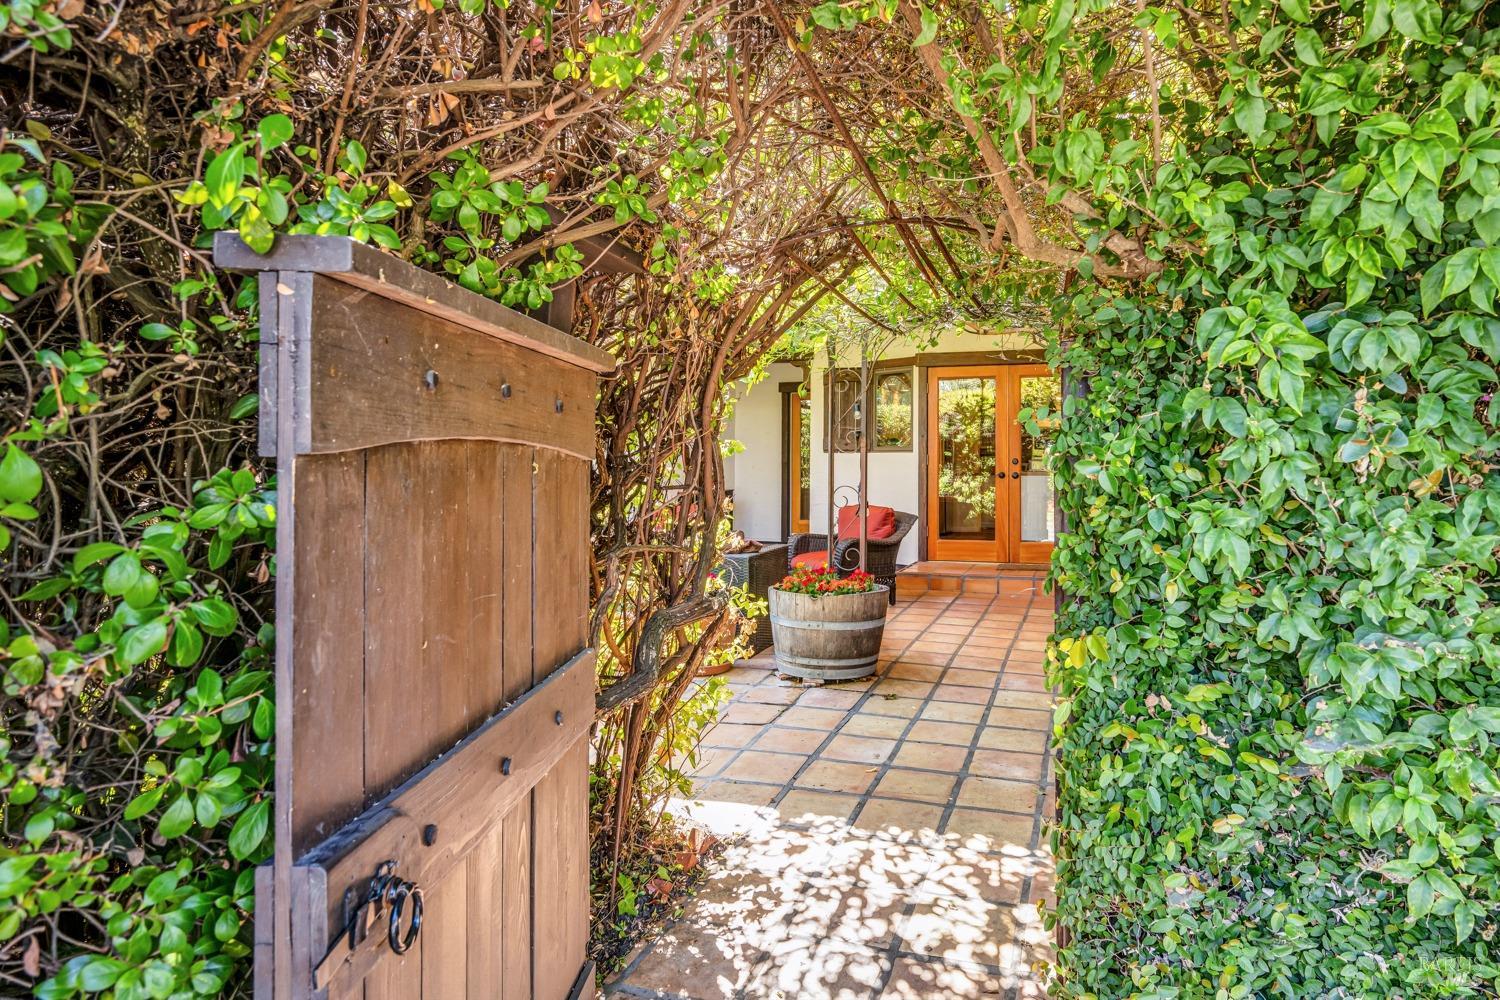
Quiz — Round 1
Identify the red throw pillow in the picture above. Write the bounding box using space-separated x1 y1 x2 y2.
791 550 829 568
836 505 896 541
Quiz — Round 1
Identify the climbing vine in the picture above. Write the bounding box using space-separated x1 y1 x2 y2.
795 0 1500 991
1036 0 1500 994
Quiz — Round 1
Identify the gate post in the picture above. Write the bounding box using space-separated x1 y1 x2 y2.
216 235 614 1000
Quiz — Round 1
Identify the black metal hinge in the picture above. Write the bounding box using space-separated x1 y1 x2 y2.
566 960 596 1000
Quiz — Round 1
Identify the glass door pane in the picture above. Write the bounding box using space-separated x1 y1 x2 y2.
935 376 997 544
1018 375 1062 544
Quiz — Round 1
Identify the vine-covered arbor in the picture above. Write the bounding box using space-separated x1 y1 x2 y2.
1 0 1497 996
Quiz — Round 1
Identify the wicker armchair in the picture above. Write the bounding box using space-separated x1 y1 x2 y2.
787 510 917 605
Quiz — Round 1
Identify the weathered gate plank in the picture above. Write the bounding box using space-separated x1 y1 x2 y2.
363 444 428 802
464 823 504 997
531 450 591 998
532 743 591 999
420 865 468 997
500 444 535 1000
418 441 479 755
502 445 536 699
289 452 367 855
500 805 533 1000
465 443 506 722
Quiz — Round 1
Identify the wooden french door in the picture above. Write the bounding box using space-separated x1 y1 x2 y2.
925 365 1061 565
788 392 810 534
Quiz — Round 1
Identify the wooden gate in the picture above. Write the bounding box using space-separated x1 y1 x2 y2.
216 235 614 1000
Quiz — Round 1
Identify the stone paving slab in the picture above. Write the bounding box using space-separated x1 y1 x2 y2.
607 579 1057 1000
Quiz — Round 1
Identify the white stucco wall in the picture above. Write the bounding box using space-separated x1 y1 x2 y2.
723 362 804 542
723 328 1045 561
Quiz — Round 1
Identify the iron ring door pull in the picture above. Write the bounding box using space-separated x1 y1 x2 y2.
387 882 424 954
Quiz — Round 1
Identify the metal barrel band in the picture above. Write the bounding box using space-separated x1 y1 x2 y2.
768 614 886 631
774 651 878 668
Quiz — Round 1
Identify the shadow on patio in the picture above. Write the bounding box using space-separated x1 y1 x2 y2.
607 574 1055 1000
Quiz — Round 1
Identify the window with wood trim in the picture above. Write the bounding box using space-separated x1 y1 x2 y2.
822 367 914 452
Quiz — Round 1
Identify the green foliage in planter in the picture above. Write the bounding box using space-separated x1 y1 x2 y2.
1041 0 1500 994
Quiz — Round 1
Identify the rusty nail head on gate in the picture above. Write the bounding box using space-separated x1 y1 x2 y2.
500 757 513 775
422 824 438 846
423 370 439 391
554 710 564 726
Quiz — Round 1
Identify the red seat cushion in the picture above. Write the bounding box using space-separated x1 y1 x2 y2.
791 550 829 569
837 505 896 542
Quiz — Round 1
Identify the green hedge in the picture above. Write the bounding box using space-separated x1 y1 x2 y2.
1048 0 1500 994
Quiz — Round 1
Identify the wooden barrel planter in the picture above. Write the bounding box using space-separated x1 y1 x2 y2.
768 585 890 680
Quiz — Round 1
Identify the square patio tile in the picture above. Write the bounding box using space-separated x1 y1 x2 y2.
842 713 910 738
918 848 1028 904
691 746 736 777
853 797 945 838
818 838 940 891
920 700 986 724
880 956 1004 999
891 741 969 773
614 918 765 998
743 684 806 704
861 696 923 718
787 882 911 950
875 679 936 699
753 726 829 755
943 667 997 688
977 726 1048 754
987 706 1052 729
954 776 1038 813
898 896 1034 966
991 690 1052 710
692 779 781 807
779 705 851 730
748 936 892 1000
721 750 808 784
824 734 898 765
703 722 763 748
778 789 860 824
872 767 956 804
796 759 881 795
888 661 944 682
722 701 784 725
906 720 978 746
969 749 1047 782
930 684 991 705
799 688 864 710
942 809 1035 853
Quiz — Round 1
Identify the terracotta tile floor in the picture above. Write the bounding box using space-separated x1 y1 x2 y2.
606 577 1056 1000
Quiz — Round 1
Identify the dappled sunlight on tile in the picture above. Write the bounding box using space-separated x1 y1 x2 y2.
751 937 892 1000
609 581 1057 999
